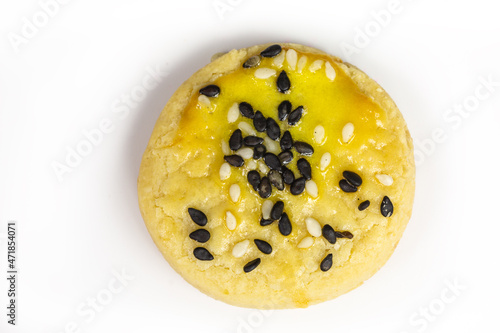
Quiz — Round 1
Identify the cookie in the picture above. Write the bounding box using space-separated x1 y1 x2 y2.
138 43 415 309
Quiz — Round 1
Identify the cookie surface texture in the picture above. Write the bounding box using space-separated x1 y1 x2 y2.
138 43 415 309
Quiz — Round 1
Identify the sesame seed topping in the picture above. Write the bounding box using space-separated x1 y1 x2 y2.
309 60 324 72
243 136 264 147
243 258 261 273
286 49 298 70
221 139 231 155
227 102 240 123
262 200 273 220
288 106 303 126
232 240 250 258
253 144 266 159
239 102 255 119
322 224 337 244
225 211 237 230
297 55 307 73
229 129 243 151
255 68 277 79
238 122 256 136
224 155 244 167
258 161 270 174
253 111 267 132
247 170 261 190
320 253 333 271
254 239 272 254
334 231 354 239
339 179 357 193
290 177 306 195
189 229 210 243
199 84 220 97
342 123 354 143
297 158 312 180
193 247 214 261
260 44 282 57
281 167 295 185
380 196 394 217
305 180 318 198
258 177 272 198
260 218 273 226
278 213 292 236
280 130 293 150
325 62 336 81
277 71 291 93
270 201 284 220
278 150 293 165
198 95 211 107
376 174 394 186
229 184 241 202
358 200 370 211
343 171 362 187
268 170 284 190
264 153 281 171
188 208 207 226
264 137 280 154
305 217 322 237
297 236 314 249
320 152 331 171
219 163 231 180
237 147 254 159
278 100 292 121
294 141 314 156
313 125 325 144
243 55 261 68
247 159 257 169
273 51 285 67
266 118 281 140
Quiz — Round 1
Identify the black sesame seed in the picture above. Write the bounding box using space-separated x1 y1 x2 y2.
247 170 261 191
322 224 337 244
193 247 214 261
294 141 314 156
229 129 243 151
244 258 261 273
268 170 284 191
224 155 244 167
253 111 267 132
288 106 303 125
280 130 293 150
270 201 284 220
189 229 210 243
281 166 295 185
277 71 291 93
260 218 274 226
290 177 306 195
278 150 293 165
343 171 362 187
254 239 272 254
358 200 370 211
266 118 281 140
260 44 282 57
279 213 292 236
380 196 394 217
253 144 266 159
258 177 272 198
199 85 220 97
239 102 254 119
339 179 357 193
320 253 333 272
264 153 281 171
278 101 292 121
243 136 264 147
297 158 312 180
243 55 261 68
334 231 354 239
188 208 207 226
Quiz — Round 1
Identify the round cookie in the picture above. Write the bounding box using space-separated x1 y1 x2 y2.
138 43 415 309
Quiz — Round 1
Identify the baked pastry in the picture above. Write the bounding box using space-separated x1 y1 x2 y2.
138 43 415 309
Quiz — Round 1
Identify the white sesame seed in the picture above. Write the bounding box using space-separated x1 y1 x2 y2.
342 123 354 143
227 102 239 123
325 62 336 81
264 136 280 154
226 211 237 230
376 174 394 186
305 217 322 237
246 159 257 170
305 180 318 198
297 236 314 249
297 55 307 73
254 68 276 79
313 125 325 144
238 122 256 135
237 148 253 159
229 184 240 202
198 95 211 107
258 162 269 174
221 139 230 155
286 49 298 70
232 240 250 258
219 163 231 180
309 60 324 72
320 152 331 171
262 200 273 219
273 51 285 67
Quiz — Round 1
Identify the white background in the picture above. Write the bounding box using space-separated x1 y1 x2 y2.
1 0 499 332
